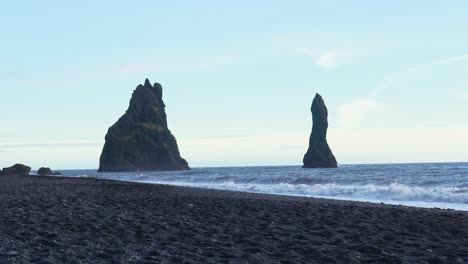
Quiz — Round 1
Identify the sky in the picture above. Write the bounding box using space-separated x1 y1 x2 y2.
1 1 468 169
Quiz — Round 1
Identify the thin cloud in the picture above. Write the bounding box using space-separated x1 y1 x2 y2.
296 48 353 69
448 90 468 100
403 54 468 72
426 54 468 66
337 99 385 128
316 51 339 69
369 53 468 98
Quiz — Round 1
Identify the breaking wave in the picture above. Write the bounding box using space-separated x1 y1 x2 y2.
62 163 468 211
140 181 468 210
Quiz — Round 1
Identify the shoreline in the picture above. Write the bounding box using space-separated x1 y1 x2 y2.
136 180 468 212
52 162 468 212
1 174 467 263
85 177 468 212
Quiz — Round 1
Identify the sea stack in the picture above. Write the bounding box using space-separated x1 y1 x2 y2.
1 163 31 176
303 93 338 168
37 167 53 176
98 79 190 172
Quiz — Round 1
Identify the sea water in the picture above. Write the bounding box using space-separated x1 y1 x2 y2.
56 163 468 211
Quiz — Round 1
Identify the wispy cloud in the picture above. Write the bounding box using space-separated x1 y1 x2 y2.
316 51 340 69
448 90 468 100
339 53 468 130
369 53 468 98
337 99 385 128
296 48 353 69
426 54 468 66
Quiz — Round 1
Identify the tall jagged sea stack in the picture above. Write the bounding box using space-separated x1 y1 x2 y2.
303 93 338 168
98 79 189 172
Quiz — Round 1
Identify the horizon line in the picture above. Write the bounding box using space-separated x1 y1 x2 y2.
36 161 468 171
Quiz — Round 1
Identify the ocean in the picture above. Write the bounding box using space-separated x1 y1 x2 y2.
55 163 468 211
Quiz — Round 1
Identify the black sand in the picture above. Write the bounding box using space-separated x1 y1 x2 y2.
0 175 467 264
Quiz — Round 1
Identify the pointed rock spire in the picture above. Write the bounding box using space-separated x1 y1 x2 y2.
144 78 152 87
303 93 338 168
98 79 189 172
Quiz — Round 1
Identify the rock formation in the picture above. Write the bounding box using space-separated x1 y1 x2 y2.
1 164 31 176
303 93 338 168
98 79 190 172
37 167 53 176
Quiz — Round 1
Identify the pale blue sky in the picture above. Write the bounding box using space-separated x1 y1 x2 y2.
1 1 468 169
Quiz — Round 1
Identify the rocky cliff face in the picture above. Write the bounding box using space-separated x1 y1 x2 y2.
98 79 190 172
303 93 338 168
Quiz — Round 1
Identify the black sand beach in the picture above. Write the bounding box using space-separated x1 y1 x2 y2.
0 175 467 264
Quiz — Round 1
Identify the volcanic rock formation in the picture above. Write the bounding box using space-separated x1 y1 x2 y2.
303 93 338 168
98 79 189 172
37 167 53 176
1 164 31 176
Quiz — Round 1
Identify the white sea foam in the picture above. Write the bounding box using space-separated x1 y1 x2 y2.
63 163 468 211
140 180 468 211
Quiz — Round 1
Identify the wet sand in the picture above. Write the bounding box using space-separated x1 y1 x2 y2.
0 175 467 263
